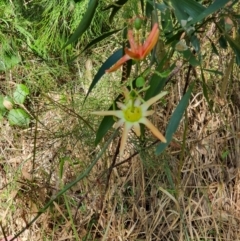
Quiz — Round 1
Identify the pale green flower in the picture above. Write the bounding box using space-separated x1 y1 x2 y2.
92 91 167 156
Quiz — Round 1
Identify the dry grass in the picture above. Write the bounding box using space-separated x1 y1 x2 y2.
1 59 240 240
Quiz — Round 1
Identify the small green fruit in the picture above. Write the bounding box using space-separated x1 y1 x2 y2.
134 17 142 30
136 76 145 88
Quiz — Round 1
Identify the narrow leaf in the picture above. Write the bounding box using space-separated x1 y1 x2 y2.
146 0 154 18
156 83 194 155
70 29 122 62
64 0 99 47
145 52 172 101
84 48 123 102
95 116 115 145
95 95 122 145
224 34 240 65
103 0 128 23
187 0 230 26
216 21 240 65
81 29 121 55
220 56 234 97
200 67 212 109
203 68 223 75
219 35 228 49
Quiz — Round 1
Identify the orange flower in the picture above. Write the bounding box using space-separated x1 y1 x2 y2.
106 23 159 73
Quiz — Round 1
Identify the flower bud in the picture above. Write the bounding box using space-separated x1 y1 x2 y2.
3 97 14 110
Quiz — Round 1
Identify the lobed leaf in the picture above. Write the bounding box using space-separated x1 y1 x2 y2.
13 84 30 104
8 108 30 127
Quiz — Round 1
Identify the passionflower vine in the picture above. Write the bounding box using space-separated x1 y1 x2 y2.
92 90 167 156
106 23 160 73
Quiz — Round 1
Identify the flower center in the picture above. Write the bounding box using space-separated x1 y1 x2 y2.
123 106 142 122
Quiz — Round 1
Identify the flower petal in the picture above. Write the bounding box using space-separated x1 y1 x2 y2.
143 110 155 116
114 119 124 129
134 98 141 106
125 48 140 59
122 87 130 99
141 117 166 143
119 122 132 156
117 102 126 110
92 110 123 118
127 29 138 52
106 54 131 73
133 123 141 136
141 91 168 111
142 23 160 59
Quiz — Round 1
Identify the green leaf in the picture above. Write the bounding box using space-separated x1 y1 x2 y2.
179 0 205 18
70 29 122 61
64 0 99 48
203 68 223 76
145 52 173 101
8 109 30 126
186 0 231 26
170 0 205 23
95 116 115 146
108 0 128 23
161 6 175 39
182 49 200 66
0 95 7 111
95 95 122 145
0 54 21 70
155 70 171 78
155 3 168 13
0 95 7 117
140 0 144 14
208 37 219 55
83 29 121 52
200 67 211 109
13 84 30 104
219 35 228 49
216 22 240 65
103 0 128 21
146 0 154 18
190 35 200 53
224 34 240 65
156 83 194 155
84 48 123 102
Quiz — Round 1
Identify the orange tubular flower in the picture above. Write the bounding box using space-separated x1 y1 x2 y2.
106 23 159 73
